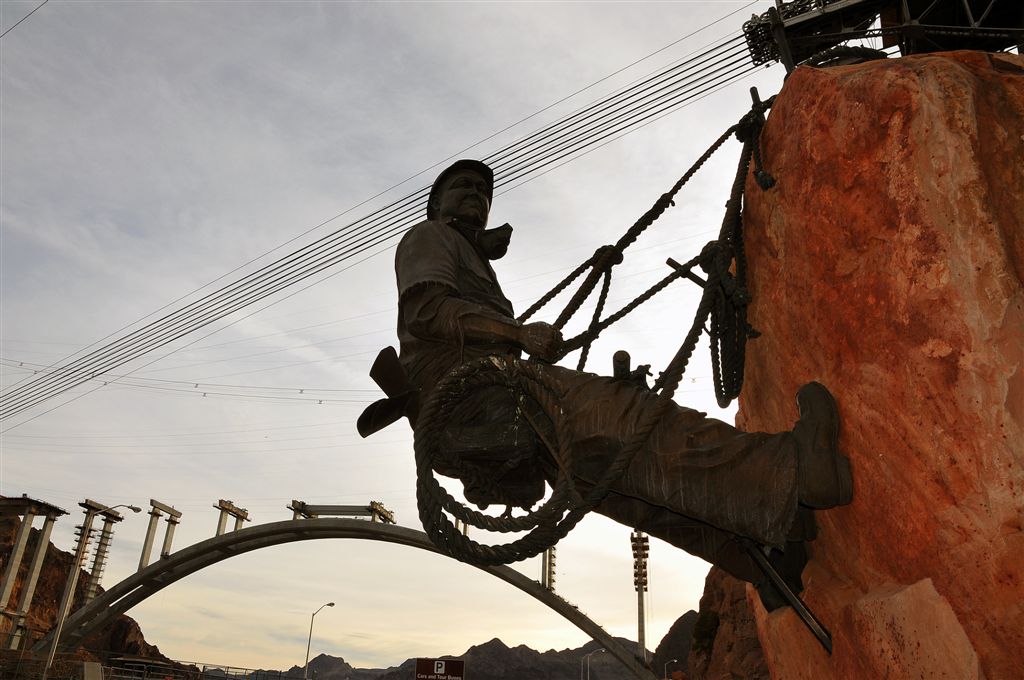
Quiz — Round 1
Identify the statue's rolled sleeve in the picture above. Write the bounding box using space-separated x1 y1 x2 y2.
401 283 512 342
396 222 461 295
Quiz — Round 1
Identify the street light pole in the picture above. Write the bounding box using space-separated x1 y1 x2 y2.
581 648 605 680
303 601 335 679
663 658 678 679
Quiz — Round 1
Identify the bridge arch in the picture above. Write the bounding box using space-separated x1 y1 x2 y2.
35 519 654 679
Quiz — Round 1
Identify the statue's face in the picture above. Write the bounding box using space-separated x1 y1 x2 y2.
434 169 490 227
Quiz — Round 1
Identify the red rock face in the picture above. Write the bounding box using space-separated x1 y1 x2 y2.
737 51 1023 680
686 567 769 680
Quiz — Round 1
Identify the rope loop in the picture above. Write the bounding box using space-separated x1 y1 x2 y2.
414 96 781 566
414 356 668 565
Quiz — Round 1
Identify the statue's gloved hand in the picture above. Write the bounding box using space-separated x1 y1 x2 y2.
519 322 563 362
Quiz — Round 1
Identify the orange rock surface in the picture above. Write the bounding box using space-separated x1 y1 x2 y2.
737 51 1023 680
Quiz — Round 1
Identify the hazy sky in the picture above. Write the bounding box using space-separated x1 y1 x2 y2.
1 0 787 671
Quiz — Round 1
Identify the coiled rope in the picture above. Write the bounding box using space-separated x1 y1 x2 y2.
417 92 775 566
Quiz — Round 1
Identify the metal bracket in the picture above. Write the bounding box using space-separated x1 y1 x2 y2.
666 258 706 288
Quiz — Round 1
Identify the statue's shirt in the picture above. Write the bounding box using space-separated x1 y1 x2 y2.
395 219 518 393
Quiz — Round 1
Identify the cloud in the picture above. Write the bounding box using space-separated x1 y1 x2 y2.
2 0 781 671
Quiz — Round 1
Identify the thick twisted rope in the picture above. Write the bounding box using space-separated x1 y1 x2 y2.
415 357 668 565
517 121 741 329
416 97 775 566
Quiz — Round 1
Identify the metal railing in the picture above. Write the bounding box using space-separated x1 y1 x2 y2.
0 649 308 680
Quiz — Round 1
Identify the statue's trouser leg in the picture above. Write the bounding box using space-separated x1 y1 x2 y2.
588 490 765 583
544 365 799 552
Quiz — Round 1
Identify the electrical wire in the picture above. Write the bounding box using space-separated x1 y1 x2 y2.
4 47 749 413
0 0 49 40
4 220 733 411
0 1 760 399
1 35 767 422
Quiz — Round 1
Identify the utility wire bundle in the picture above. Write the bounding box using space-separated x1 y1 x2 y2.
1 34 760 421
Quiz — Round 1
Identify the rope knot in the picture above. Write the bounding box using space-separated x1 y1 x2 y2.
593 245 624 269
698 241 729 276
754 169 776 190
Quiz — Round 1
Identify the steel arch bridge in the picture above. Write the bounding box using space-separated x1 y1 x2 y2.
34 519 655 680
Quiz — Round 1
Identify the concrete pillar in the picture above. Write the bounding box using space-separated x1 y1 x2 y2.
44 510 98 679
8 514 56 649
138 507 163 571
0 511 35 609
140 500 181 564
53 515 96 634
215 510 228 536
160 515 179 558
214 500 247 534
84 517 116 602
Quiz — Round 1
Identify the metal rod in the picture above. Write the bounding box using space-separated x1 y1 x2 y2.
768 6 797 73
666 258 706 287
740 538 832 654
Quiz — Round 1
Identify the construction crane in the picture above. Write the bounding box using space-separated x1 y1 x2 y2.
743 0 1023 71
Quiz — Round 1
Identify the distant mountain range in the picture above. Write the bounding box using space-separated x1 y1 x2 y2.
280 637 655 680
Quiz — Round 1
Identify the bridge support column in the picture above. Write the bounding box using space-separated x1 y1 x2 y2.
139 508 162 569
44 500 129 680
0 496 67 650
85 516 119 603
139 500 183 570
46 505 100 675
161 513 180 559
0 510 35 609
214 500 249 536
7 514 57 649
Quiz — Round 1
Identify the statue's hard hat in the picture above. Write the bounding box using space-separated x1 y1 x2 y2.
427 159 494 220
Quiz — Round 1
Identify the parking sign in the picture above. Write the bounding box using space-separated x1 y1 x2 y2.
414 658 465 680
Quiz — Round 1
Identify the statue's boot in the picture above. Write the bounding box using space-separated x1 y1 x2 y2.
793 382 853 509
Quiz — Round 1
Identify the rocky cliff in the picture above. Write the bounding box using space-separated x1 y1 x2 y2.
684 568 768 680
717 50 1023 680
0 516 165 661
650 609 696 678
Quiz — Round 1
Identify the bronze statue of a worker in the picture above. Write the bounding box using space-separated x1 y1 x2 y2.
359 160 853 599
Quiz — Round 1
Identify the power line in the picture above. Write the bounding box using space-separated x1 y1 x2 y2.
0 419 349 440
1 33 765 422
2 33 750 408
0 359 376 404
0 2 758 398
0 0 49 40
